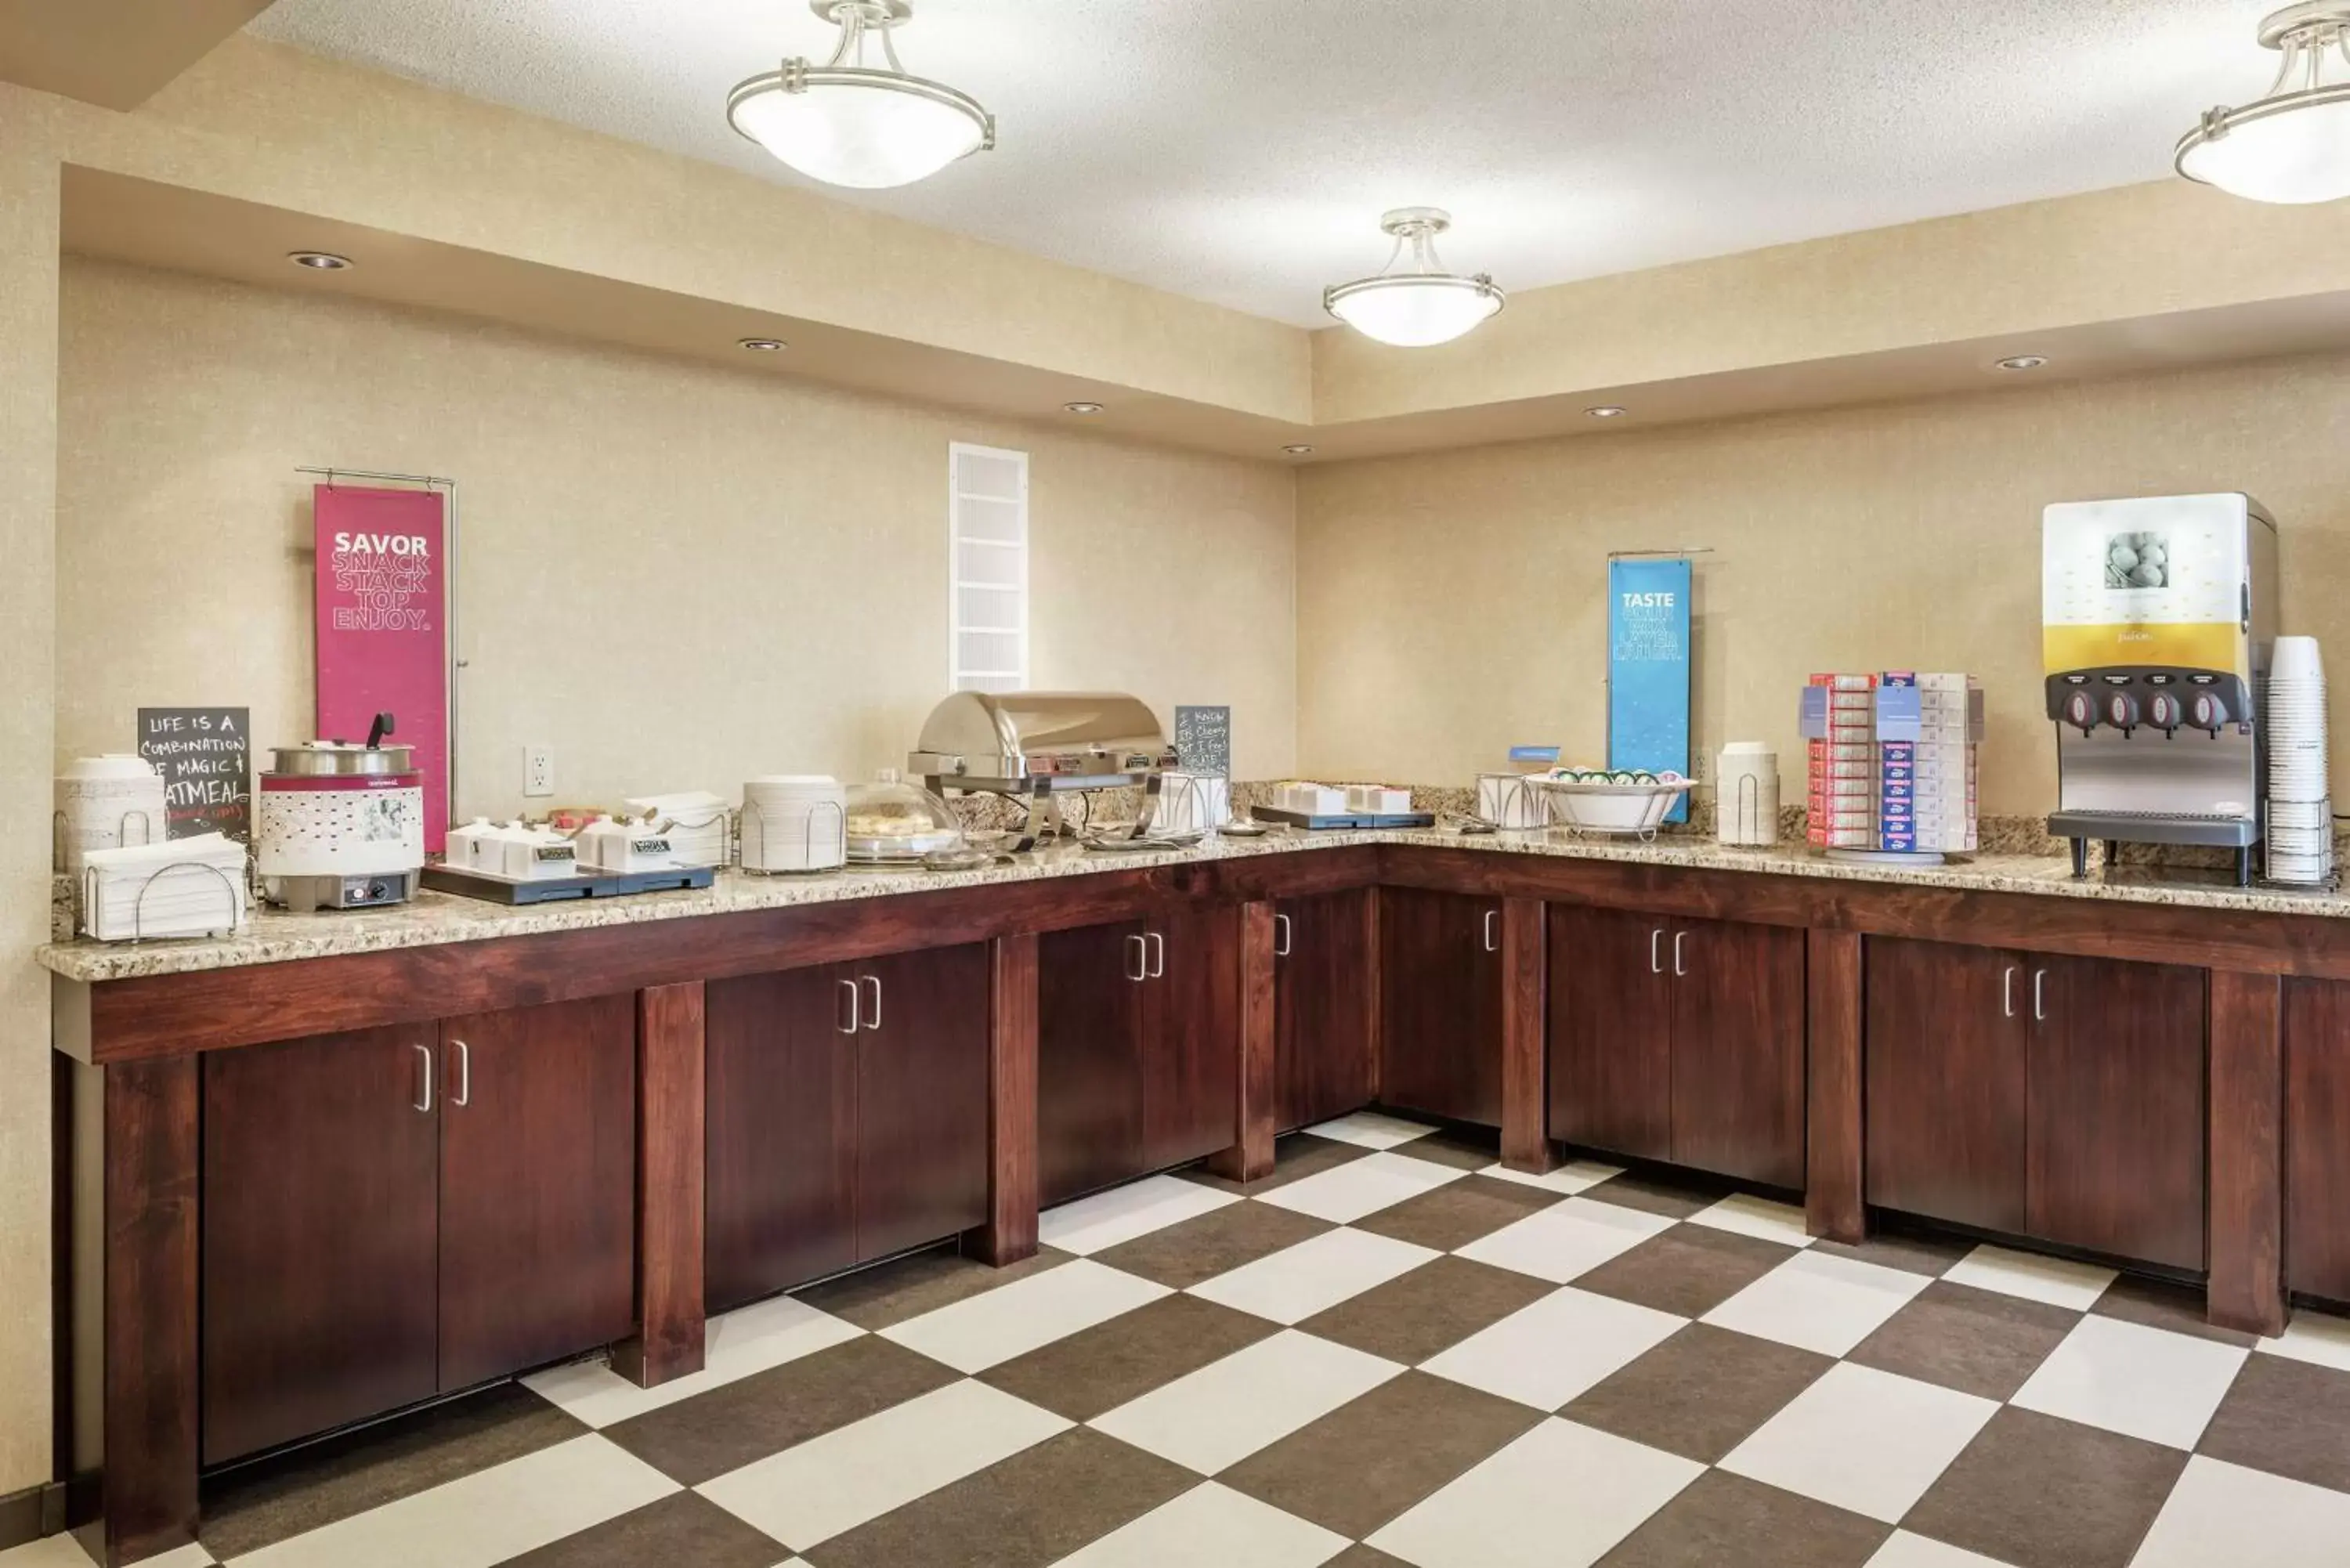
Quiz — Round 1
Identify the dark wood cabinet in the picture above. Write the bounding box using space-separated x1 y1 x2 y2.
201 1026 441 1466
2287 977 2350 1301
201 997 637 1465
1547 904 1671 1163
1863 938 2205 1271
1144 901 1240 1170
707 945 991 1306
1274 887 1378 1132
1866 936 2028 1234
1379 887 1502 1125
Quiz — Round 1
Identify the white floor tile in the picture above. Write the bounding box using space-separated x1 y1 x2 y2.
1367 1418 1701 1568
2256 1307 2350 1372
1090 1329 1401 1475
1188 1226 1437 1324
2011 1315 2247 1450
1687 1193 1816 1248
2129 1455 2350 1567
1256 1151 1466 1224
1941 1243 2115 1311
1720 1362 1997 1524
1423 1286 1683 1410
698 1378 1068 1551
230 1434 676 1568
1475 1158 1623 1194
522 1294 862 1428
1039 1174 1239 1255
1048 1480 1350 1567
880 1258 1169 1373
1701 1249 1931 1357
1865 1531 2012 1567
1304 1111 1439 1149
1452 1197 1675 1284
2 1540 212 1568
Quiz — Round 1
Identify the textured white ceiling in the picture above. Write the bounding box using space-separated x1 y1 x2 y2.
247 0 2276 327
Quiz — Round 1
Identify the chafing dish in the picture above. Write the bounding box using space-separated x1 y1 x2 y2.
910 690 1179 848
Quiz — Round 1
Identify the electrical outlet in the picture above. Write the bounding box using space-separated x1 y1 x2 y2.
524 742 555 798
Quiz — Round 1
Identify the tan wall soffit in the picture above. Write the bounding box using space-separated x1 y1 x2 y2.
0 0 275 110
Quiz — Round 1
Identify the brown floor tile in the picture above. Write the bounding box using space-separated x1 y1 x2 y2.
794 1242 1070 1331
980 1294 1278 1421
1389 1126 1503 1172
1581 1169 1737 1219
1352 1175 1562 1250
2197 1353 2350 1493
1180 1132 1371 1195
1847 1280 2078 1401
200 1382 586 1559
604 1335 956 1486
1299 1255 1556 1364
2092 1274 2257 1348
1810 1230 1973 1278
1572 1225 1795 1318
500 1492 789 1568
1596 1469 1889 1568
1901 1407 2188 1568
1323 1548 1414 1568
1219 1371 1543 1539
804 1427 1193 1568
1562 1324 1831 1463
1091 1200 1331 1289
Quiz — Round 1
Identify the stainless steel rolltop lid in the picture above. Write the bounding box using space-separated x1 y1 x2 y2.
909 691 1177 791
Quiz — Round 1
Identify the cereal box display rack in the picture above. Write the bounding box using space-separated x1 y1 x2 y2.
1799 673 1982 862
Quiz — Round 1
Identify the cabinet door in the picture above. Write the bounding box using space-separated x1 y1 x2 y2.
1144 901 1241 1170
2287 978 2350 1299
1039 920 1148 1205
1547 904 1672 1162
1379 888 1502 1125
1668 918 1806 1189
705 967 860 1310
437 996 638 1389
2027 955 2207 1270
854 943 992 1263
1864 938 2028 1233
201 1027 441 1465
1275 888 1377 1132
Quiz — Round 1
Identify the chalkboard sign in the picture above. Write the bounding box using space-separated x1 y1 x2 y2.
137 707 251 842
1173 705 1231 778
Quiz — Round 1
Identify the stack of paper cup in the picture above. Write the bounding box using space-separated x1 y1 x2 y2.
2266 636 2333 885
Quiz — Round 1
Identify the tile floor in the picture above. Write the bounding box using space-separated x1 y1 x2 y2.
16 1115 2350 1568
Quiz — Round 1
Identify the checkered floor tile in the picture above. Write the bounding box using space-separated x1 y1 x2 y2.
36 1119 2347 1568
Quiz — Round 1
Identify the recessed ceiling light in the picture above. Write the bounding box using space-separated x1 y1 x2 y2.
1063 401 1104 414
1282 444 1314 455
1585 405 1628 418
738 337 787 351
287 251 352 270
1994 354 2049 371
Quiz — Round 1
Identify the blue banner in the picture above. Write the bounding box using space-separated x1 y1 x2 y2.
1607 558 1693 823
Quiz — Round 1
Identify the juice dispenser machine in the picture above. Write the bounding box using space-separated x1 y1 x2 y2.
2043 493 2276 886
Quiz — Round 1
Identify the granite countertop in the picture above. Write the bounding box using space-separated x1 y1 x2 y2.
36 827 2350 984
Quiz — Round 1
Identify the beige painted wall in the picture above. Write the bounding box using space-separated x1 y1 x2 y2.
1299 352 2350 815
56 258 1298 820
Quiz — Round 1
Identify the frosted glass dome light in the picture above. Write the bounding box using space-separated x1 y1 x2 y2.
728 0 993 190
2177 2 2350 204
1323 208 1506 349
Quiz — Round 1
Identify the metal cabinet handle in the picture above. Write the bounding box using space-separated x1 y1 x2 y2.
1148 930 1166 979
862 974 881 1031
1650 928 1664 974
1483 909 1499 952
837 977 861 1033
2033 968 2047 1022
2002 966 2016 1019
450 1039 471 1107
1126 933 1148 982
1672 930 1688 977
413 1043 433 1113
1274 912 1292 958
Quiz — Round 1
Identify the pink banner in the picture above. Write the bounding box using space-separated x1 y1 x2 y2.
314 485 450 851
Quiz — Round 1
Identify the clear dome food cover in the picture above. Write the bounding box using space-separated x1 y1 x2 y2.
843 770 965 862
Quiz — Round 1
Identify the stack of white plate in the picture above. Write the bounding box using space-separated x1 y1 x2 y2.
2267 636 2333 885
740 775 846 873
81 833 248 941
56 755 169 876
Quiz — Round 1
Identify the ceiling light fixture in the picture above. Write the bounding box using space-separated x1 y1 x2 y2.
738 337 787 351
1994 354 2049 371
2177 2 2350 204
1282 444 1314 455
728 1 993 190
1585 405 1628 418
1063 401 1104 414
287 251 352 270
1324 208 1505 348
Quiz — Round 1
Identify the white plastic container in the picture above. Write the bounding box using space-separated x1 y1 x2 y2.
1343 784 1412 815
1716 742 1781 847
497 822 579 880
444 818 500 872
576 817 679 875
1274 782 1347 816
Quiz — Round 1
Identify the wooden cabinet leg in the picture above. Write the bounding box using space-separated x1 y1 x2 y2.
974 934 1040 1265
1806 928 1866 1244
615 982 706 1387
1500 898 1555 1174
1209 902 1278 1183
2209 970 2286 1336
